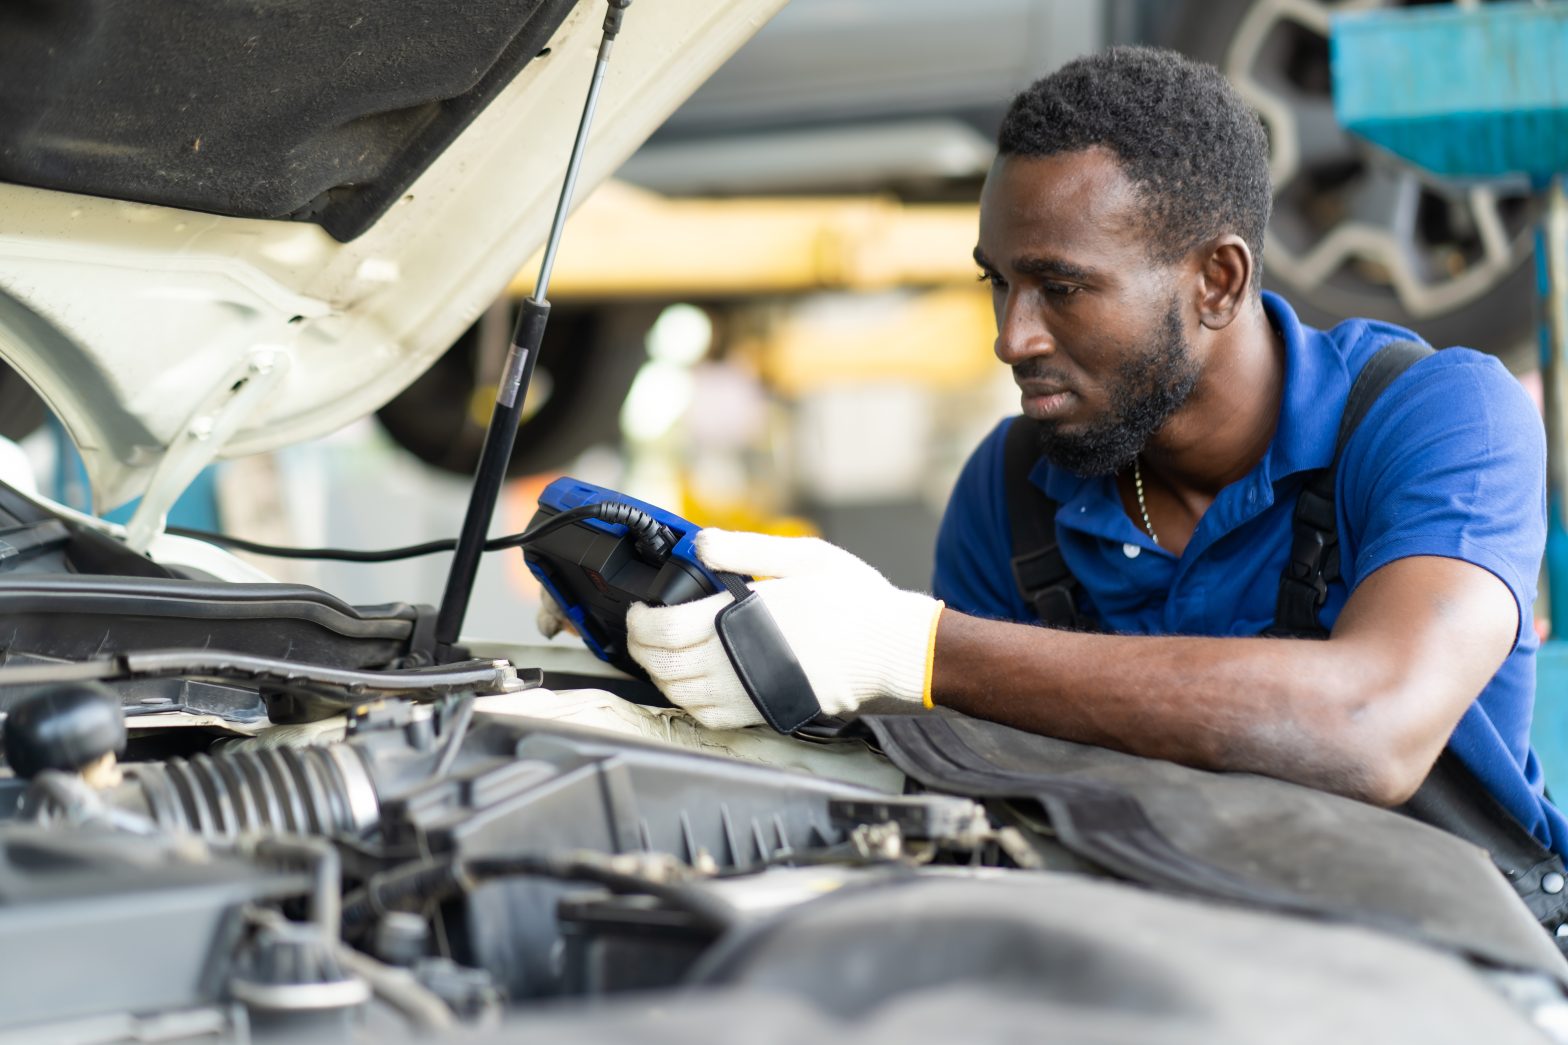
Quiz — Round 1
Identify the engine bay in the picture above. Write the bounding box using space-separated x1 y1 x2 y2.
0 475 1037 1040
2 478 1568 1042
0 689 1019 1038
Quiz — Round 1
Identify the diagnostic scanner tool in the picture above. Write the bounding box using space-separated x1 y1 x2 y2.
523 478 729 683
523 477 823 732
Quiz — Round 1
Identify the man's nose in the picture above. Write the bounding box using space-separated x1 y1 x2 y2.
993 293 1055 366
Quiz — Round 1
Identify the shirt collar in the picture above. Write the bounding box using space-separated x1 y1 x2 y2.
1261 290 1351 482
1030 291 1350 507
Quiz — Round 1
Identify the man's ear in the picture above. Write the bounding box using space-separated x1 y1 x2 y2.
1194 235 1253 331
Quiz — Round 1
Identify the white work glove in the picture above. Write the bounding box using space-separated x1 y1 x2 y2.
536 590 574 639
626 529 944 730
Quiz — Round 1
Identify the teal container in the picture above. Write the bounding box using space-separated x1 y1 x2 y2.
1332 1 1568 180
1535 640 1568 791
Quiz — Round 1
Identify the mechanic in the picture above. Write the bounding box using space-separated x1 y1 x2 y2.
621 47 1566 860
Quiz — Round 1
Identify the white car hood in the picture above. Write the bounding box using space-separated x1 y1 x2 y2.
0 0 783 517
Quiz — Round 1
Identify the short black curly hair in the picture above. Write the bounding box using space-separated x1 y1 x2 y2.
998 46 1271 288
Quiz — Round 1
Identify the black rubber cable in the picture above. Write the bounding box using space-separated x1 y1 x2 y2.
166 530 461 562
165 501 674 564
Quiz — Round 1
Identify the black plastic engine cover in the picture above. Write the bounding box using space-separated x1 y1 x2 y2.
0 477 427 714
364 716 890 999
0 575 423 717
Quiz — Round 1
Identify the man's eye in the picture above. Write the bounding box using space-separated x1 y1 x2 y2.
976 271 1006 289
1043 282 1081 297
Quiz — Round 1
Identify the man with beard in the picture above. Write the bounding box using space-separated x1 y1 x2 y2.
618 47 1563 859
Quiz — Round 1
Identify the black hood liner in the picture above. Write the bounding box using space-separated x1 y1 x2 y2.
0 0 578 242
684 880 1553 1043
862 710 1568 984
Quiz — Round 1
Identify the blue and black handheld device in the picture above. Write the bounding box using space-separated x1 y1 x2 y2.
523 478 731 681
522 477 824 733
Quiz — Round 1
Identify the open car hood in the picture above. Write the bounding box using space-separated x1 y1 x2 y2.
0 0 783 516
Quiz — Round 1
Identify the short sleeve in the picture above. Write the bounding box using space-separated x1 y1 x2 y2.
1339 350 1546 647
933 418 1032 621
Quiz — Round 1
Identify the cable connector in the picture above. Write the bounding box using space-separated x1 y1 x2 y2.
636 525 678 563
603 0 632 39
590 502 678 565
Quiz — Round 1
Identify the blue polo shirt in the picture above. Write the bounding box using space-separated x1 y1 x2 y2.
934 291 1565 854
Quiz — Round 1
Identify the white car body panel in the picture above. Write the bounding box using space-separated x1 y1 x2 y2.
0 0 786 512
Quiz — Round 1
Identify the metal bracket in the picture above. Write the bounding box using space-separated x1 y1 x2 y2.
124 349 290 553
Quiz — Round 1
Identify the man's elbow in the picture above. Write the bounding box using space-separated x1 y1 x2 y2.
1302 755 1424 808
1332 727 1443 807
1301 706 1436 806
1354 761 1427 808
1312 672 1457 807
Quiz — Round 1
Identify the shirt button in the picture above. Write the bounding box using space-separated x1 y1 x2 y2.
1122 542 1141 559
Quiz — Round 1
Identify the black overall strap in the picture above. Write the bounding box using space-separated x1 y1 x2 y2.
1003 339 1433 634
1264 338 1568 934
999 337 1568 934
1268 339 1434 637
1002 417 1086 629
1401 751 1568 931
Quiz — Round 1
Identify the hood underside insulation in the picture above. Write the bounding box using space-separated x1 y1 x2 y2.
0 0 578 241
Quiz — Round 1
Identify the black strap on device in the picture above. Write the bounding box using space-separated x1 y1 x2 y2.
711 571 822 734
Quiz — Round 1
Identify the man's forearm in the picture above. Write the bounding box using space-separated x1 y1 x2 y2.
626 532 1513 801
931 607 1431 805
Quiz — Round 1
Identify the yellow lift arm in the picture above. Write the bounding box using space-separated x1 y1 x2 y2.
508 181 984 298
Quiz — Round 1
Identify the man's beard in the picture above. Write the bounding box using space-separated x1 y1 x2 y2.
1027 297 1201 476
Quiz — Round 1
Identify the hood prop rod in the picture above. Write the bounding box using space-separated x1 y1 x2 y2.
434 0 633 658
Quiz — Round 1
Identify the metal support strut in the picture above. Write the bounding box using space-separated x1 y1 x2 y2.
434 1 633 655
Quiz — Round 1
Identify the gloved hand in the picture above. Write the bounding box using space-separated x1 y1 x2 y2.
626 529 944 730
535 590 576 639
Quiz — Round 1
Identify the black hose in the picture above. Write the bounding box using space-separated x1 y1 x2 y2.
341 851 736 936
341 856 463 926
469 854 736 933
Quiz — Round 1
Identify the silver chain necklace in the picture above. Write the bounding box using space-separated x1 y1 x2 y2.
1132 456 1160 546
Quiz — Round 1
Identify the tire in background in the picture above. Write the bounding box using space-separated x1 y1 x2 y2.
376 304 655 479
1162 0 1537 368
